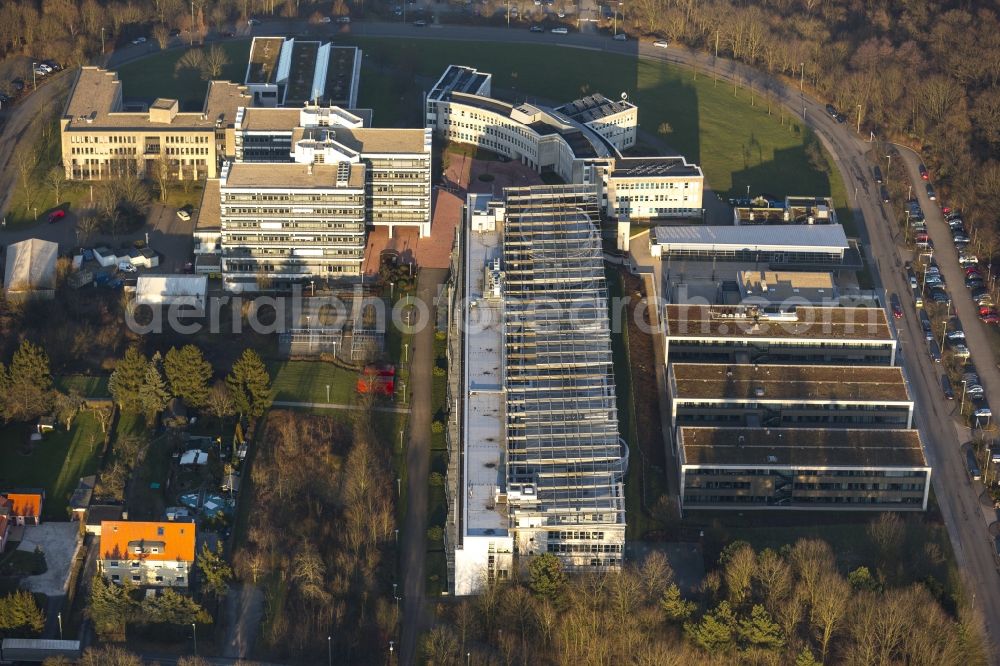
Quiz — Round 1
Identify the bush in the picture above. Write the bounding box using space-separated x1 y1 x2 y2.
434 331 447 342
431 420 445 434
427 525 444 542
432 366 446 377
429 472 445 486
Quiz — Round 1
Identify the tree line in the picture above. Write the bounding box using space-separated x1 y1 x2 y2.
232 407 397 662
423 535 985 665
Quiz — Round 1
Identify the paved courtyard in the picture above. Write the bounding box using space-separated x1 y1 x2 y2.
17 523 81 596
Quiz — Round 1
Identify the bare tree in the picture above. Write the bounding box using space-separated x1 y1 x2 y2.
46 166 67 205
152 23 171 50
200 44 230 79
13 147 38 215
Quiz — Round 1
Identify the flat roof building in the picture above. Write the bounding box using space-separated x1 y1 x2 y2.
668 363 914 430
732 195 837 225
244 37 361 108
449 186 626 595
651 224 852 267
678 427 931 511
5 238 58 301
663 304 896 365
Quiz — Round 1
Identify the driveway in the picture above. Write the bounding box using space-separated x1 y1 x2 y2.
18 523 81 596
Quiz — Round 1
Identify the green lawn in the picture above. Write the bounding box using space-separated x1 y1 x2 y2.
0 411 104 520
267 360 360 404
113 40 252 109
55 375 110 398
113 38 850 207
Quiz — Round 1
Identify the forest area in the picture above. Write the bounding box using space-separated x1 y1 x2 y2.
424 528 986 665
233 408 398 663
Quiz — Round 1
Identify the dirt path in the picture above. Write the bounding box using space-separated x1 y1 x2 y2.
221 582 265 659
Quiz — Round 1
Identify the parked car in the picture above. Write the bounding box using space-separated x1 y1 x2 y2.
880 185 890 203
951 343 971 358
967 449 982 480
320 15 332 22
131 36 147 45
550 27 568 33
919 163 929 180
980 312 999 324
960 254 979 266
413 19 427 26
930 288 949 303
530 25 544 32
873 165 884 184
942 375 955 400
919 310 933 339
47 210 65 223
176 209 191 221
338 16 352 23
169 28 181 36
117 262 137 273
925 183 936 200
248 18 261 25
928 339 942 363
11 78 24 91
653 40 669 48
890 293 903 319
835 113 847 123
825 103 837 117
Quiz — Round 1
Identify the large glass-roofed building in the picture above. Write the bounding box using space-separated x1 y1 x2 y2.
448 186 627 595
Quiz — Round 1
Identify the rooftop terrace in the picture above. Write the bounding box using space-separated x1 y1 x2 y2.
246 37 285 84
679 427 928 468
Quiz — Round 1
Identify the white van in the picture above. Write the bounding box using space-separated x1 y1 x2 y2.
550 27 568 34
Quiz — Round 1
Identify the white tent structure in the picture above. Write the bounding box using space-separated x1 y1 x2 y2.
135 275 208 313
5 238 58 300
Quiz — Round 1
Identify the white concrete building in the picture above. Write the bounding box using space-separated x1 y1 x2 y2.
449 187 626 595
426 65 704 221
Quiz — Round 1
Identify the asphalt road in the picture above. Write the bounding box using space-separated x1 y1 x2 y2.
399 267 447 665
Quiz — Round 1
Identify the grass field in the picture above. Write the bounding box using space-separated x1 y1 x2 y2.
0 411 104 520
114 40 252 109
112 38 850 208
55 375 111 398
267 360 359 404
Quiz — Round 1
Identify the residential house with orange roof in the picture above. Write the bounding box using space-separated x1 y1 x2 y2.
98 521 196 588
0 490 45 525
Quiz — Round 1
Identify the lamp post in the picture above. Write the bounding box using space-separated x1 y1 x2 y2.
328 636 333 666
400 380 406 404
397 477 401 496
940 321 947 350
961 380 968 416
326 384 330 403
403 342 409 362
856 104 862 133
389 641 395 661
101 27 105 54
799 63 804 93
31 62 36 91
390 281 395 300
395 528 399 545
885 154 892 187
57 612 62 640
192 623 198 656
190 0 195 46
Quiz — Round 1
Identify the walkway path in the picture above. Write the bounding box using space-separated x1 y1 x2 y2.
271 400 410 414
400 267 448 665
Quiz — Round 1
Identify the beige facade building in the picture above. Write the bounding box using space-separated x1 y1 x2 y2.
60 67 247 180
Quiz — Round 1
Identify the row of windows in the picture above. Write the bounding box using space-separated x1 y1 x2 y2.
165 146 209 156
165 135 209 144
111 574 184 583
225 261 357 273
224 194 363 203
225 220 364 231
547 543 623 553
685 495 923 505
688 468 927 478
226 207 362 216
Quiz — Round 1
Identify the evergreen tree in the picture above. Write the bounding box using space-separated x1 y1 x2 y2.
660 583 696 622
847 565 880 592
0 589 45 637
197 542 233 600
528 553 567 601
87 575 136 641
685 601 737 654
108 346 148 412
164 345 213 409
5 339 53 422
794 647 822 666
138 355 170 423
226 349 272 418
737 604 784 651
140 588 212 625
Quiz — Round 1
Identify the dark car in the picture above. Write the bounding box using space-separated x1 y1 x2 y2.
413 19 427 26
930 288 950 303
942 375 955 400
873 165 884 184
825 103 837 117
880 185 890 203
835 113 846 123
925 183 936 200
169 28 181 36
928 339 942 363
11 78 24 91
222 31 235 37
966 277 985 288
972 287 990 300
890 293 903 319
530 25 543 32
919 163 929 180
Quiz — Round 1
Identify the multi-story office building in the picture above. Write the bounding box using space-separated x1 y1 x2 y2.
663 304 897 365
677 427 931 511
60 67 248 180
650 224 853 268
218 160 367 283
667 363 914 430
448 187 627 595
98 520 196 587
426 65 704 220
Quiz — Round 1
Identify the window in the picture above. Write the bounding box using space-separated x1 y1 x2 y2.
109 561 119 567
155 576 164 582
131 561 140 568
176 576 185 583
151 547 159 554
132 575 140 582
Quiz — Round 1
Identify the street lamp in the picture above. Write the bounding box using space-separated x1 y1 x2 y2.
856 104 862 133
31 62 36 91
799 63 804 93
940 321 947 350
101 26 105 55
395 528 399 545
961 379 968 416
57 612 62 640
885 154 892 186
328 636 333 666
389 641 395 660
397 477 401 496
192 623 198 656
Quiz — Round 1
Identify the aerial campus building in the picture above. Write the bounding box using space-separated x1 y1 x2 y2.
59 39 362 182
426 65 704 221
662 304 897 365
667 363 915 430
446 186 627 595
677 427 931 511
